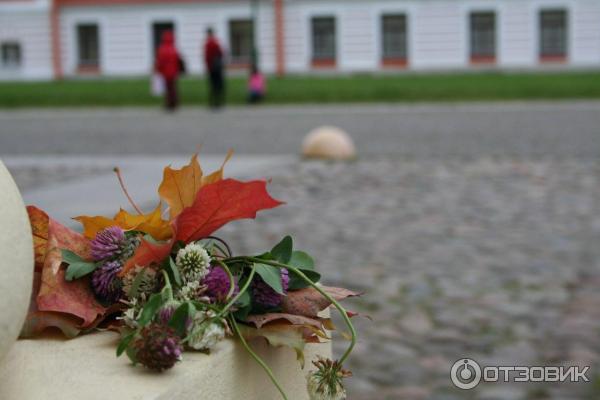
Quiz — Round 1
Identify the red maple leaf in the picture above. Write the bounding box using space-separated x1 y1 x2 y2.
122 179 282 274
175 178 283 243
121 237 173 275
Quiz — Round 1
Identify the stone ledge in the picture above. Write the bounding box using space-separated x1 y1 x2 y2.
0 332 331 400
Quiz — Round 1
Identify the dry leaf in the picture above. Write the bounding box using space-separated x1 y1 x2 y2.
281 286 361 318
246 313 325 330
22 207 107 337
237 322 308 366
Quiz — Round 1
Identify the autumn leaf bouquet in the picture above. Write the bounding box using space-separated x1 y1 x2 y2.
22 153 360 400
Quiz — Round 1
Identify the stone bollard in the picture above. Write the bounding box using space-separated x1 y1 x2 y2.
302 126 356 160
0 160 33 363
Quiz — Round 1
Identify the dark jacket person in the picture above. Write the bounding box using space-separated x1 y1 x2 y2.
203 28 225 109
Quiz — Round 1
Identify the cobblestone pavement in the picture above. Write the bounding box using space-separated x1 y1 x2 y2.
8 156 600 400
216 158 600 400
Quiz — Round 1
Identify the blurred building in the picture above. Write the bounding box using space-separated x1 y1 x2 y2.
1 0 599 80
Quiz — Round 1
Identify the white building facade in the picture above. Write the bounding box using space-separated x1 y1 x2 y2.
1 0 599 80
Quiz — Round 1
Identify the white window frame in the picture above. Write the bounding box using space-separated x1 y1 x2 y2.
373 5 413 69
228 18 254 65
76 23 101 68
1 41 22 69
469 11 497 62
538 7 569 60
310 15 337 62
380 13 408 62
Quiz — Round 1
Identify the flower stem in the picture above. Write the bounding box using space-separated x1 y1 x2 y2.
205 236 232 257
229 316 289 400
225 256 357 366
216 263 256 319
113 167 144 215
214 259 236 301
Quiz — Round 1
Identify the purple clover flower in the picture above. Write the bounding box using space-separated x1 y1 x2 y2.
203 266 239 303
91 226 125 262
161 336 182 359
252 268 289 308
157 306 176 326
134 324 183 371
91 260 123 304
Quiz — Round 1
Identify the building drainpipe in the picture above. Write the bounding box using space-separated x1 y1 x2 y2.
274 0 285 76
50 0 63 79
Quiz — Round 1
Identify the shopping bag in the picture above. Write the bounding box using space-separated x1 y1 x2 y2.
151 73 165 97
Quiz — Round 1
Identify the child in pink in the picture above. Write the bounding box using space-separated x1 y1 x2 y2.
248 66 266 104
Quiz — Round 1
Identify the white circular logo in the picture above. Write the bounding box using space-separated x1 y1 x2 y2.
451 358 482 390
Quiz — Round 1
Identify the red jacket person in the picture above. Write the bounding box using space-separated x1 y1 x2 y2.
155 30 181 111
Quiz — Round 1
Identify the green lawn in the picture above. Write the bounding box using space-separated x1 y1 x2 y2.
1 72 600 107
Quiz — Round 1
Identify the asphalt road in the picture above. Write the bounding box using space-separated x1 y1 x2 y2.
1 101 599 158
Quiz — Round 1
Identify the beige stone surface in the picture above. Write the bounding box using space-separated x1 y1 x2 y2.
302 126 356 160
0 331 331 400
0 160 33 363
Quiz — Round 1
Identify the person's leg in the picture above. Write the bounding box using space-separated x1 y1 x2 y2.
172 78 179 109
248 91 259 104
164 79 176 110
208 70 217 108
214 69 225 108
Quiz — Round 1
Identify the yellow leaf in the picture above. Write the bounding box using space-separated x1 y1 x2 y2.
72 215 116 240
74 203 172 240
158 151 233 219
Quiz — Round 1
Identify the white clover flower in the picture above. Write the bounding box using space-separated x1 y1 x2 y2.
306 358 351 400
175 242 211 283
307 373 346 400
187 311 226 351
176 280 203 302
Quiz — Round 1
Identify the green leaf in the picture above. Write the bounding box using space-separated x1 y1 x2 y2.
236 288 251 308
289 251 315 270
142 233 161 244
288 269 321 290
116 331 135 357
232 275 252 320
169 302 195 337
255 251 275 260
61 249 86 264
61 249 98 281
138 293 164 327
271 236 293 264
125 345 138 365
166 257 182 287
234 304 252 321
254 263 284 295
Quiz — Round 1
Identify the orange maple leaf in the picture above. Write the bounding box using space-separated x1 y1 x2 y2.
158 151 233 220
73 203 172 241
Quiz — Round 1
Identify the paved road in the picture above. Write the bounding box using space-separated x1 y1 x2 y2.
1 101 600 158
3 103 600 399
